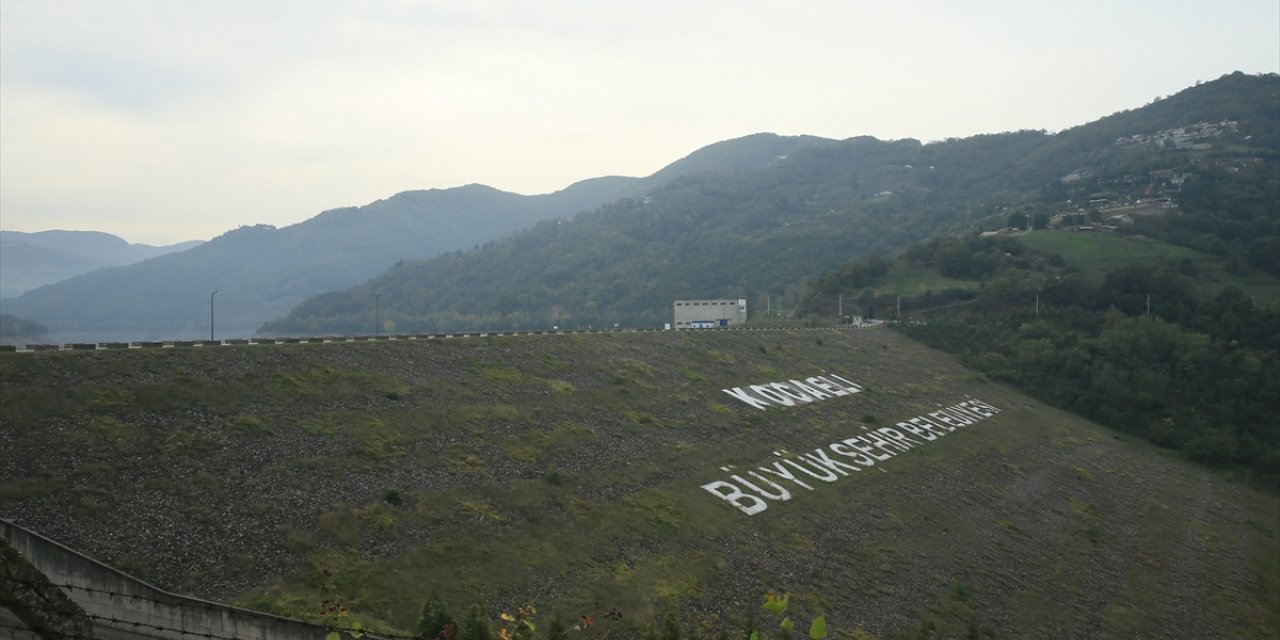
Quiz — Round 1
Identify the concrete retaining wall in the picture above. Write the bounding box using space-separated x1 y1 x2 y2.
1 519 375 640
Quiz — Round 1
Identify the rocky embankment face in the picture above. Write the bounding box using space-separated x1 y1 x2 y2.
1 329 1275 639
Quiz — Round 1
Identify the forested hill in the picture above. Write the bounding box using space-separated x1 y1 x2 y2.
0 230 202 299
792 68 1280 479
1 133 830 343
262 72 1279 336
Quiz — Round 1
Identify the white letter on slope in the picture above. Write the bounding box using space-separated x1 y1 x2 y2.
702 480 768 515
722 387 772 410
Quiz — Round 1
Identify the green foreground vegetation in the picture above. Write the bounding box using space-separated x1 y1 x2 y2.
2 329 1276 638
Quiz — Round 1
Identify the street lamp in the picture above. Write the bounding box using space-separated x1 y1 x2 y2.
210 290 219 342
375 294 381 338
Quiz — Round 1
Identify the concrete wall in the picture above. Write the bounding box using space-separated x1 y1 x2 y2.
1 519 376 640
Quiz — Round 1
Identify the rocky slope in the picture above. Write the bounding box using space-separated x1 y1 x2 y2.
1 328 1275 638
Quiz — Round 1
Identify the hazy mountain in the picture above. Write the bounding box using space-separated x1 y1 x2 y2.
647 132 832 181
0 133 833 342
263 73 1278 336
0 230 202 299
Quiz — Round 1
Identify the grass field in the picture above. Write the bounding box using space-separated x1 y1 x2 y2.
876 267 982 297
1 329 1276 638
1018 230 1280 303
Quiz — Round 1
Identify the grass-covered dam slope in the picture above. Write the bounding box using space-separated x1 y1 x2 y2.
1 328 1275 639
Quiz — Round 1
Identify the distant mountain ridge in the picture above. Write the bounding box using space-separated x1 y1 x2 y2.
1 133 833 342
0 230 202 299
260 72 1279 335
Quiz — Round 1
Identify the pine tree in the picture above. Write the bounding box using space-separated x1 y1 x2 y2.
460 603 495 640
416 592 453 639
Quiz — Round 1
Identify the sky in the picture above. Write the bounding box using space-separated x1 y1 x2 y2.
2 1 1278 246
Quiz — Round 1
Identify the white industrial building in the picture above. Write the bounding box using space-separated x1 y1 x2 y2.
673 299 747 329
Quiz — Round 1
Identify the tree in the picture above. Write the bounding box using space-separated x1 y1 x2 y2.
460 604 495 640
1040 274 1091 309
1248 237 1280 274
937 244 976 278
417 593 454 639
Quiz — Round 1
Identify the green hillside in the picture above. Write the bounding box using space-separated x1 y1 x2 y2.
1018 230 1279 302
798 225 1280 493
2 329 1275 638
837 230 1280 306
262 73 1279 337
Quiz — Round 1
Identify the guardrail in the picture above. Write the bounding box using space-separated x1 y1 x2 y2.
0 323 894 353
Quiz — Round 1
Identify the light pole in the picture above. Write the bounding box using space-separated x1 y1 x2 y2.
375 294 381 338
210 290 219 342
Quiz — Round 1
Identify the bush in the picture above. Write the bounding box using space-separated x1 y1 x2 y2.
417 592 454 639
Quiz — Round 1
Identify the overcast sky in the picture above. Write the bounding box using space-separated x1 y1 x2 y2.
2 1 1277 245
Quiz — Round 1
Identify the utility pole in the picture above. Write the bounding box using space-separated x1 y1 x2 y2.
1146 294 1151 317
210 290 218 342
375 294 381 337
1035 292 1039 318
838 294 843 320
897 295 901 319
